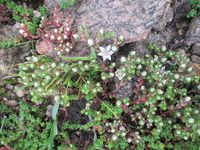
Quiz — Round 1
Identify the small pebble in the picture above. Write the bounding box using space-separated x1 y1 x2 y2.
3 97 8 101
4 100 18 106
15 87 25 97
46 105 53 117
178 29 184 36
5 84 14 90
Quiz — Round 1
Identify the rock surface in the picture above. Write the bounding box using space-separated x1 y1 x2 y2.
0 24 30 79
191 43 200 56
191 55 200 64
185 14 200 46
45 0 168 43
38 0 168 61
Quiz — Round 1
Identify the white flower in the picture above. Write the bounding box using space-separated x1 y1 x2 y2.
115 69 126 80
97 45 114 61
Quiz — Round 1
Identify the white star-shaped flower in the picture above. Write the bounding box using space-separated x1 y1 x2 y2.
115 69 126 80
97 45 114 61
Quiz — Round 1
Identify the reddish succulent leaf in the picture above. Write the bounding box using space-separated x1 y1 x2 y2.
94 125 101 130
122 104 128 109
140 98 148 102
136 78 144 87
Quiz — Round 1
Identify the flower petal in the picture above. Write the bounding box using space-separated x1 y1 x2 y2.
107 55 111 61
106 45 111 51
109 51 114 55
97 52 104 56
99 47 105 51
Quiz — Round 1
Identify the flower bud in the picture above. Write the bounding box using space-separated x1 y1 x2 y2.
112 135 118 141
99 29 104 35
119 35 124 41
188 118 195 124
73 34 79 39
120 57 127 63
141 71 147 77
87 39 94 46
112 45 118 51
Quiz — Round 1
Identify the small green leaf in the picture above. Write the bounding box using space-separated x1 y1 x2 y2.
105 30 115 38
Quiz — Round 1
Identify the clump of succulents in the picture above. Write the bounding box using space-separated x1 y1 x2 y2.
17 25 200 149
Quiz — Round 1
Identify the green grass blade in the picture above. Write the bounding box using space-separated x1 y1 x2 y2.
45 76 59 90
0 116 6 134
15 82 35 91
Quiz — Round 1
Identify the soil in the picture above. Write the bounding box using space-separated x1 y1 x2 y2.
0 0 199 150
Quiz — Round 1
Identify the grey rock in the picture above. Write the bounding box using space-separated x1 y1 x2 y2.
162 4 174 23
130 42 152 57
185 14 200 46
191 55 200 63
44 0 167 43
4 100 18 106
145 28 175 46
191 43 200 56
44 0 63 10
115 81 135 98
173 0 191 20
0 24 31 79
153 3 173 32
152 20 167 32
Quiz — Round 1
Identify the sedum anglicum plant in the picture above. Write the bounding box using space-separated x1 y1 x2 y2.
16 25 200 149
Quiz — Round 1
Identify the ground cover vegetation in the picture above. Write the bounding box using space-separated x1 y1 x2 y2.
0 0 199 149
